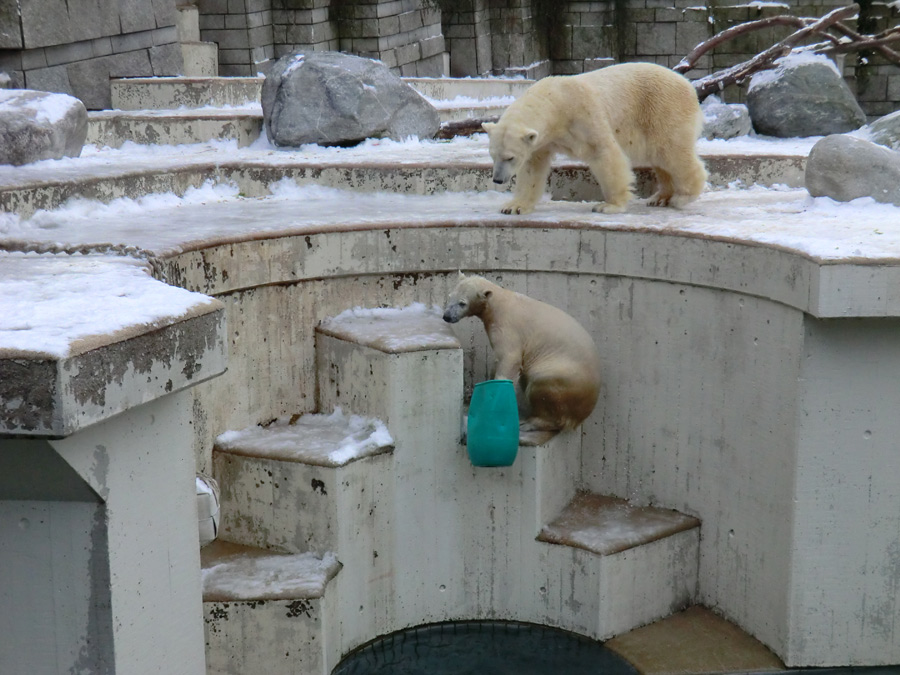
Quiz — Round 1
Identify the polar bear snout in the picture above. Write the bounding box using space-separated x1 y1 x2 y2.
442 310 457 323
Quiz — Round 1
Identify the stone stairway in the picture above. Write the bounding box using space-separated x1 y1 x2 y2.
89 75 530 149
200 304 702 674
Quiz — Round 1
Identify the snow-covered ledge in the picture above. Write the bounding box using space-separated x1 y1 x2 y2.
0 252 226 674
0 252 226 436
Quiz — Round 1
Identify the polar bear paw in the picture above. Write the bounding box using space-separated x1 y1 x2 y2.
500 201 534 215
592 201 627 214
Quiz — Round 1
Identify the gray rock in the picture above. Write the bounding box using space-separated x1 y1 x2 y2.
747 59 866 138
805 134 900 205
701 98 752 140
860 109 900 152
0 90 88 166
262 51 440 147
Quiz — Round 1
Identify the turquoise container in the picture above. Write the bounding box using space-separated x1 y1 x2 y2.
467 379 519 467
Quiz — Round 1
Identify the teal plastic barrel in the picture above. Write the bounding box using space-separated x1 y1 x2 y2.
467 379 519 467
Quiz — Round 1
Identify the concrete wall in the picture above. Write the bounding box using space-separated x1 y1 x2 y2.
0 0 184 108
162 221 900 667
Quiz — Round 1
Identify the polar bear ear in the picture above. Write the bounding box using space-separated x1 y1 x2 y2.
481 122 497 133
457 270 466 281
522 129 539 145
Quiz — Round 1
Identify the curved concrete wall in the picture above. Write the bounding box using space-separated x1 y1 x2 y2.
163 219 900 667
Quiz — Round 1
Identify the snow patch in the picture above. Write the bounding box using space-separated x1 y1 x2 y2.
748 52 841 92
216 408 394 467
202 550 339 601
0 251 217 358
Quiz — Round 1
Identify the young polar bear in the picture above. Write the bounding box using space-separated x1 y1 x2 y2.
443 273 601 433
483 62 707 215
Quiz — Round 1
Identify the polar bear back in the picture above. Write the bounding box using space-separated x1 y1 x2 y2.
501 62 703 168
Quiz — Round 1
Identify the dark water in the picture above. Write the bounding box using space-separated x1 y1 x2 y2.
331 621 639 675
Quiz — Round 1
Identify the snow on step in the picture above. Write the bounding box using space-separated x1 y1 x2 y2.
201 540 336 674
213 409 395 553
216 408 393 468
201 540 340 602
539 492 700 556
317 303 460 354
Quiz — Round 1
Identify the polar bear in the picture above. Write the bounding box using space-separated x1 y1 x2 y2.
443 273 601 433
482 62 707 215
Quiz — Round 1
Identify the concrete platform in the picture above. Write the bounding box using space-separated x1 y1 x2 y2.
606 606 785 674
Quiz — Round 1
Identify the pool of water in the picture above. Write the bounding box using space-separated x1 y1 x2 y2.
332 621 639 675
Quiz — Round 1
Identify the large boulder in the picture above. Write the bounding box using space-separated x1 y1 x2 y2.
0 89 88 166
701 96 751 140
859 109 900 151
805 134 900 205
746 54 866 138
262 51 440 147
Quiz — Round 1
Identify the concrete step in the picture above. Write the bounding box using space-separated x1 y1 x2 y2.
535 491 701 637
87 107 262 149
109 76 529 111
315 304 463 426
110 77 262 110
201 539 340 674
213 409 395 553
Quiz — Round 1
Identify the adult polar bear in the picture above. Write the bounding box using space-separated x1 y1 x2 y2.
443 273 601 433
483 62 707 215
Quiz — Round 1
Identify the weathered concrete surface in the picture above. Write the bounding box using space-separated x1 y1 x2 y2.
110 76 263 110
1 391 206 674
87 108 263 148
0 151 808 218
0 301 227 437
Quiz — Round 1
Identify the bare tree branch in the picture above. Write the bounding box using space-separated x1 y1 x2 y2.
436 116 499 140
689 3 861 101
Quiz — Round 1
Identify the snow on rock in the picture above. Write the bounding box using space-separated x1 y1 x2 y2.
0 89 88 166
215 408 394 467
319 303 461 354
0 251 219 358
202 547 340 601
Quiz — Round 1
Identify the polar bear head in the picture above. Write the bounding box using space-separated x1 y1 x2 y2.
482 121 539 185
442 272 495 323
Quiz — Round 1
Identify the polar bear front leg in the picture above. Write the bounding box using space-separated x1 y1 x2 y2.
586 143 634 214
500 149 553 215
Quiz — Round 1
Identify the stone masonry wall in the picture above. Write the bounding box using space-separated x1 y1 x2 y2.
0 0 184 109
196 0 276 76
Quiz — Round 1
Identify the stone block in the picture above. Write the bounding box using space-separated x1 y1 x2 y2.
0 51 23 71
226 13 249 28
151 25 177 45
110 30 155 53
248 10 273 29
205 28 251 49
377 0 404 18
46 41 93 67
0 0 22 49
150 43 184 76
552 60 584 75
218 48 253 65
118 0 157 34
23 64 73 96
655 7 681 21
550 24 573 61
198 0 229 13
21 49 49 70
200 14 226 30
228 0 247 12
420 34 444 59
152 0 176 27
248 24 274 48
378 15 400 35
636 22 675 55
676 20 710 56
399 9 424 33
416 52 446 77
21 0 71 49
857 74 888 102
571 24 612 60
92 36 114 57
